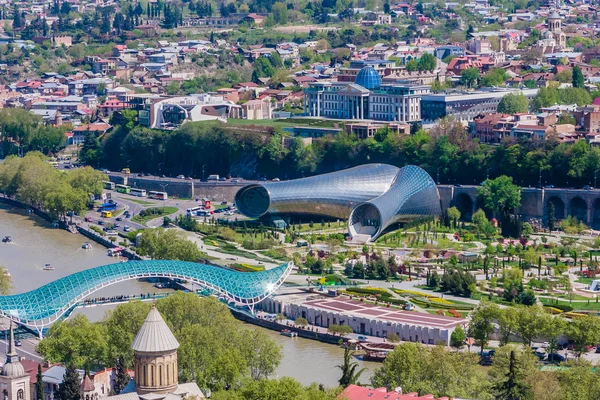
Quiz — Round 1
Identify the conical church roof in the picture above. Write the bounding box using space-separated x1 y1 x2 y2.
131 305 179 353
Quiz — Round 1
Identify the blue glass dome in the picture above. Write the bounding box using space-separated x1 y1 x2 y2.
355 66 382 90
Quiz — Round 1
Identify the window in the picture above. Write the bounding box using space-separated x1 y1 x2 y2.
17 390 23 400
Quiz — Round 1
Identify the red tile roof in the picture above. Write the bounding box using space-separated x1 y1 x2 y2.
338 385 449 400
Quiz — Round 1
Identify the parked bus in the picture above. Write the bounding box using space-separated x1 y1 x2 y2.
207 174 219 181
99 203 118 212
148 191 168 200
103 181 115 190
121 168 131 174
202 198 211 209
115 184 131 194
195 210 212 217
101 211 113 218
130 188 147 197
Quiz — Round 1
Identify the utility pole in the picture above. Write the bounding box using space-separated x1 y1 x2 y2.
539 168 542 189
437 166 441 184
595 169 600 188
202 164 206 181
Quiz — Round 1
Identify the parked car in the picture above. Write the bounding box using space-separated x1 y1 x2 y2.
259 177 267 181
218 177 227 181
272 178 280 182
14 340 21 347
116 217 123 221
84 217 93 223
98 221 105 226
231 179 240 183
177 175 185 179
123 226 131 232
533 350 546 360
546 353 566 363
584 185 594 190
357 336 368 342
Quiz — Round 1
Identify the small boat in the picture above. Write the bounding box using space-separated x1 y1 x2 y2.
2 236 11 243
43 264 55 271
82 242 92 250
107 248 122 257
280 329 298 338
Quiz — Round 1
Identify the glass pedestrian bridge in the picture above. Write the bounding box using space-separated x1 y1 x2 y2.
0 260 293 333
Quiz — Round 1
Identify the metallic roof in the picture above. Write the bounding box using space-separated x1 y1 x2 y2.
132 306 179 353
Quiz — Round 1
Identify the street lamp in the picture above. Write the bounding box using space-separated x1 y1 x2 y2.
595 169 600 188
437 167 441 184
202 164 206 181
539 168 542 189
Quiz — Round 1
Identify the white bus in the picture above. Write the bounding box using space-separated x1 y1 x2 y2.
148 191 168 200
130 188 147 197
103 181 115 190
186 206 204 216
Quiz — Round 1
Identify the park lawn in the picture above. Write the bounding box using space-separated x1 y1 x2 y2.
576 277 595 284
540 297 600 311
131 206 178 224
128 198 155 206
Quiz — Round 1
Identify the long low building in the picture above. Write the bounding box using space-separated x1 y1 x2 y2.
421 87 539 123
259 295 466 346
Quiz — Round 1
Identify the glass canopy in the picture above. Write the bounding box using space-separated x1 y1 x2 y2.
0 260 293 327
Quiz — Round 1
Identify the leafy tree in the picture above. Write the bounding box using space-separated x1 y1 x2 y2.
450 325 466 350
572 65 585 88
460 68 480 88
447 206 461 228
481 68 509 87
497 307 519 346
568 314 600 357
272 2 288 24
497 93 528 114
137 229 204 261
477 176 522 214
406 59 418 71
0 266 12 295
56 365 81 400
515 305 546 347
211 377 340 400
470 302 499 354
417 52 436 72
337 346 365 387
37 314 107 371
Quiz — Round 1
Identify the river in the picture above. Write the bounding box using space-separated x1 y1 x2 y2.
0 204 378 387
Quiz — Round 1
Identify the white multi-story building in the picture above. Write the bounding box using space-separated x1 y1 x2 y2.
303 66 429 122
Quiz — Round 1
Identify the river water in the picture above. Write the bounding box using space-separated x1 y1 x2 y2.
0 204 378 387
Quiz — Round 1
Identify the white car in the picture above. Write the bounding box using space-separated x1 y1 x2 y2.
106 230 118 236
176 175 185 179
272 178 280 182
123 226 131 232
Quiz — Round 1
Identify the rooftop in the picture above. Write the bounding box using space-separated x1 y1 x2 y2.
131 305 180 353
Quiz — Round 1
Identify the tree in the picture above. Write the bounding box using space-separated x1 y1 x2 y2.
493 350 532 400
114 356 130 394
37 314 107 371
470 302 499 354
36 364 44 400
56 364 81 400
405 59 418 72
450 325 466 350
137 229 204 261
548 201 557 231
211 377 340 400
515 305 546 347
337 346 365 387
497 307 519 346
417 53 436 72
497 93 528 114
568 314 600 357
0 266 12 295
447 206 461 228
460 68 480 88
531 87 559 110
477 176 522 215
272 2 288 24
573 65 585 88
481 68 509 87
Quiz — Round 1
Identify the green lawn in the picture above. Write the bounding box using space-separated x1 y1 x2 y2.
128 198 155 206
576 277 595 284
131 206 178 224
540 297 600 311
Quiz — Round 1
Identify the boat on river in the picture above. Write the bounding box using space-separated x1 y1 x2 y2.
108 248 122 257
82 242 92 250
359 342 396 362
43 263 55 271
2 236 11 243
280 329 298 338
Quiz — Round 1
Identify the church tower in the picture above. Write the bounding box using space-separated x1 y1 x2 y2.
548 10 566 48
131 306 179 395
0 323 30 400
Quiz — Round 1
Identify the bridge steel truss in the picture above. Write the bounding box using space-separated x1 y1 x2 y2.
0 260 293 335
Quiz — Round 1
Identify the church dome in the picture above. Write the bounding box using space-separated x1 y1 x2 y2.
355 66 382 90
1 361 24 377
131 305 179 353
